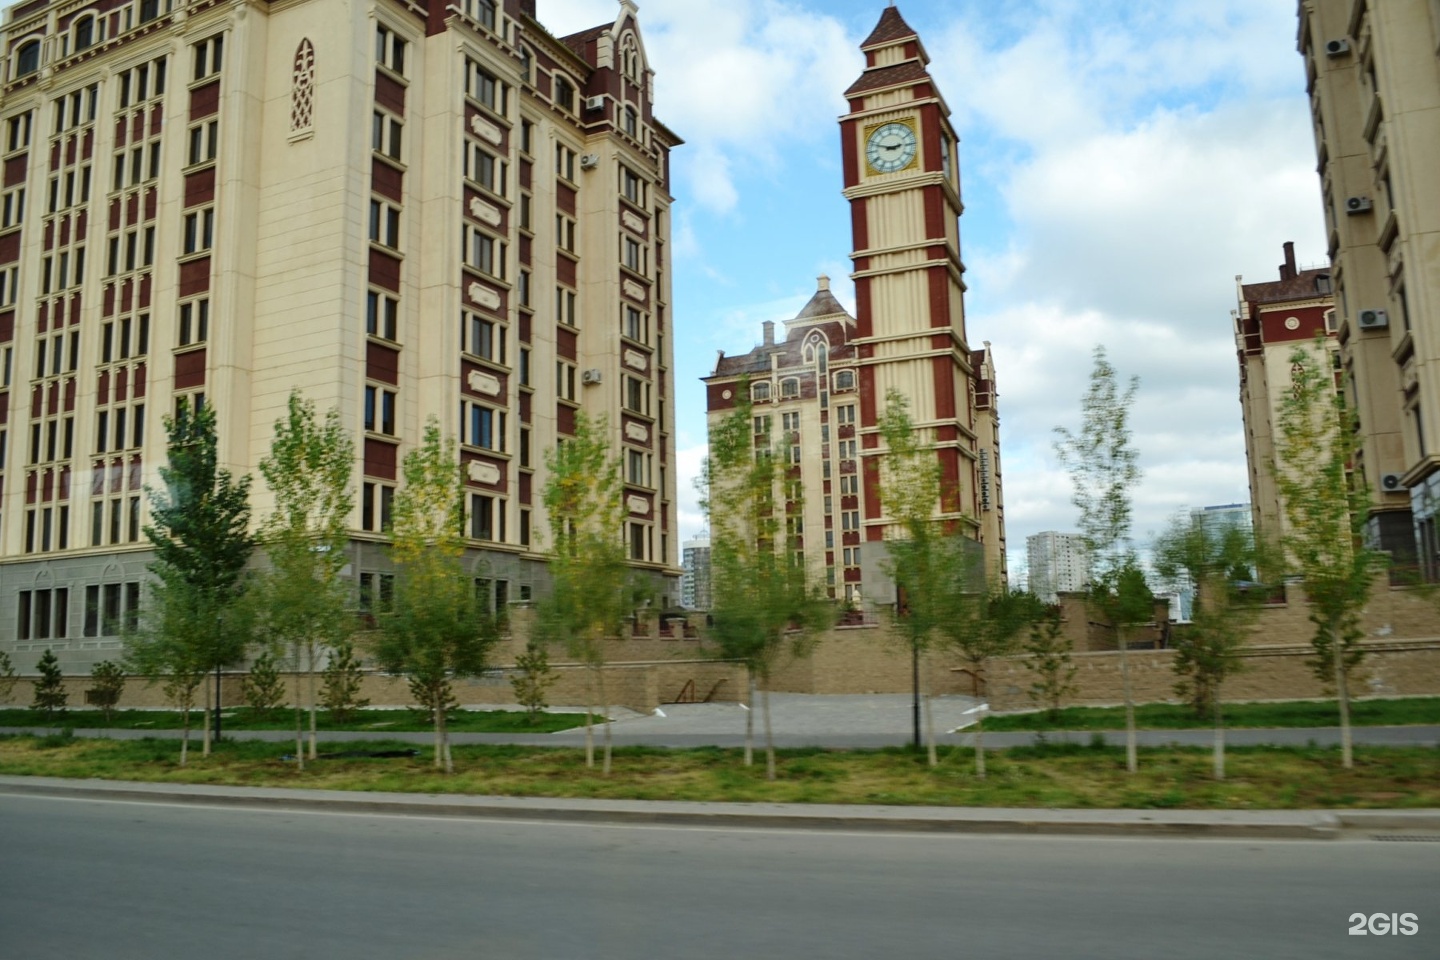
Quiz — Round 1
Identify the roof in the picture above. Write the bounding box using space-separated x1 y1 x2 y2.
559 24 608 59
710 280 858 379
793 285 849 321
861 6 919 48
1242 267 1331 306
844 60 930 97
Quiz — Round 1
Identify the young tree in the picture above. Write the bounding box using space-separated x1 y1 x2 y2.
0 650 18 707
877 389 949 765
536 414 635 774
87 660 126 729
510 640 556 724
1153 513 1265 779
1054 345 1146 773
1023 609 1077 721
129 400 254 761
31 649 68 723
319 639 370 724
240 651 286 719
1271 343 1379 769
253 391 355 767
372 419 499 772
703 389 832 780
939 583 1047 778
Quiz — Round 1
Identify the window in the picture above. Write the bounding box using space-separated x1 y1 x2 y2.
780 378 799 399
193 35 224 81
519 427 531 467
359 572 395 613
6 112 33 152
624 375 649 415
518 269 531 307
375 24 406 75
554 75 575 114
463 142 506 195
621 167 644 204
626 448 651 487
187 120 218 165
465 57 504 111
836 404 856 425
0 266 16 308
117 57 167 108
182 207 214 255
519 193 532 231
106 225 155 275
624 306 647 343
842 510 860 532
463 311 506 364
834 370 856 391
556 361 576 402
16 588 69 640
1 187 24 228
369 199 401 249
99 314 150 363
464 226 505 279
843 546 861 567
520 508 531 547
16 41 40 79
112 138 161 189
72 16 97 52
556 215 576 252
839 475 858 496
372 110 402 160
622 236 644 273
520 119 534 155
555 286 576 326
623 106 638 138
518 347 531 386
464 0 496 32
53 85 99 134
469 493 505 542
782 412 800 433
752 381 771 402
629 522 648 561
361 482 394 531
178 299 210 346
555 143 576 181
753 414 772 436
838 439 857 460
462 401 506 452
364 385 396 435
367 291 398 340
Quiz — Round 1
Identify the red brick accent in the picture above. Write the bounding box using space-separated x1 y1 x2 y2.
183 166 215 208
174 348 206 389
189 80 220 119
368 248 401 292
373 157 403 202
179 257 211 298
374 70 406 117
366 340 399 386
364 438 397 480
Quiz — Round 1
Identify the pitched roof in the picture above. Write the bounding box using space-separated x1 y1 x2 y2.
862 5 918 48
794 286 848 321
559 24 608 60
844 60 929 97
1242 268 1332 306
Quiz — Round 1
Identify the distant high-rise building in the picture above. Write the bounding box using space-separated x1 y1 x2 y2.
1026 531 1087 605
680 535 711 610
1298 0 1440 575
1233 243 1336 551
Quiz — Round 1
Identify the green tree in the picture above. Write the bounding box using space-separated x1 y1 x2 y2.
939 584 1047 777
0 650 18 707
31 649 68 723
1153 512 1268 779
240 651 286 719
876 389 976 766
253 391 355 768
510 640 557 724
129 400 254 762
536 413 635 774
1271 343 1379 769
1023 609 1077 721
703 389 832 780
1055 345 1146 773
319 640 370 724
87 660 126 728
372 419 499 772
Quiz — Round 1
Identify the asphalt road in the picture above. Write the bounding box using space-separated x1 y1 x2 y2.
1 792 1434 960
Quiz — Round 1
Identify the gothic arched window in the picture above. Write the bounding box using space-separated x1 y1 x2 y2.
291 38 316 133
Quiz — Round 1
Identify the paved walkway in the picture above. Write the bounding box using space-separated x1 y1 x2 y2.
3 693 1437 749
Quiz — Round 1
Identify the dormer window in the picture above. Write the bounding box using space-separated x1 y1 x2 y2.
1316 273 1333 294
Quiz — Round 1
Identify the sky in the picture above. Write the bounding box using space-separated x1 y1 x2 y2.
538 0 1327 578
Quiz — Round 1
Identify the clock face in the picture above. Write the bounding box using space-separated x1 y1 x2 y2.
866 121 918 174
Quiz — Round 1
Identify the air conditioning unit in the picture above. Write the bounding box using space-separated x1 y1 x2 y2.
1345 196 1372 214
1357 308 1389 330
1325 38 1351 57
579 153 600 170
584 95 605 111
581 368 603 385
1380 473 1404 493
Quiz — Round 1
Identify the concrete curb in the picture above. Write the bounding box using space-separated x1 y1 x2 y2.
7 774 1433 840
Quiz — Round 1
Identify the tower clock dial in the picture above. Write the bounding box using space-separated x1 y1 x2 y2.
865 121 918 173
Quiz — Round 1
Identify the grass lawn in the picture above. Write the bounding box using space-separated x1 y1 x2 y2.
0 706 596 735
1 734 1436 809
984 697 1440 732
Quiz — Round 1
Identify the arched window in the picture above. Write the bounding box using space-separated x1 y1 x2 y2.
73 16 96 52
291 38 316 132
621 35 640 81
16 40 41 78
834 370 856 391
752 381 771 402
780 378 799 399
554 75 575 113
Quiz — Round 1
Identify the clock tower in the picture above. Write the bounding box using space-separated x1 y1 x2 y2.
842 5 1007 587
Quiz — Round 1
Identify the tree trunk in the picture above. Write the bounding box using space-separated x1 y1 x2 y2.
974 713 986 779
1334 620 1353 769
307 645 318 761
762 682 776 782
180 704 191 767
583 666 596 770
201 678 212 757
1118 627 1137 774
744 668 757 767
922 652 936 768
1213 678 1225 781
433 684 444 770
293 663 305 772
597 664 613 776
438 701 453 774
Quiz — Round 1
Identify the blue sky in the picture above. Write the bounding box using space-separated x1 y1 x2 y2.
540 0 1327 577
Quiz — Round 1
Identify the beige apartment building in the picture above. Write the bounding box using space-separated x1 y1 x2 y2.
704 6 1006 614
1233 242 1337 549
1298 0 1440 574
0 0 681 671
